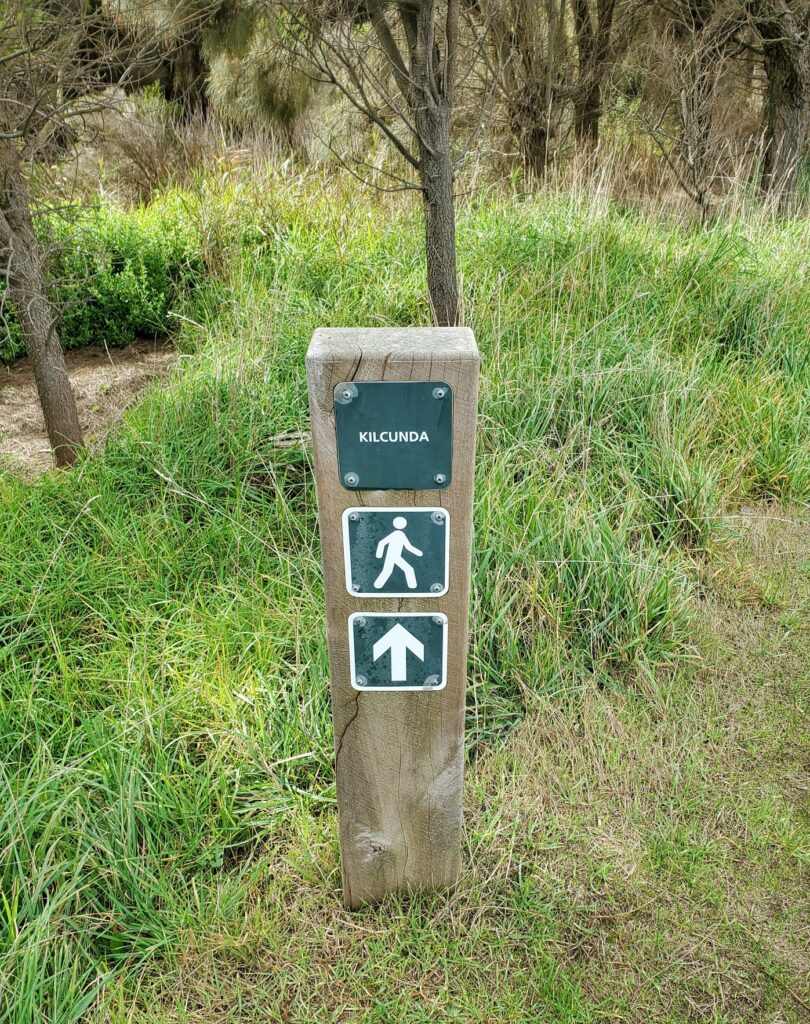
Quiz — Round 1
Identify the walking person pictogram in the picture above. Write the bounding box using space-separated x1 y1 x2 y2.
374 516 423 590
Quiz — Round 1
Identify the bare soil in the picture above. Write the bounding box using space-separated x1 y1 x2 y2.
0 339 177 476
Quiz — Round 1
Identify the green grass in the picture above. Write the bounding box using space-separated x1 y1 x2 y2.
0 169 808 1021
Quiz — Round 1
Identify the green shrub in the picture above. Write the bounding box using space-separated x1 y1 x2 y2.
0 195 202 361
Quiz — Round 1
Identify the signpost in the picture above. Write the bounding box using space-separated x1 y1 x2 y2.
307 327 479 908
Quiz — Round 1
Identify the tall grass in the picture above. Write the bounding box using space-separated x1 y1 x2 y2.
0 168 808 1019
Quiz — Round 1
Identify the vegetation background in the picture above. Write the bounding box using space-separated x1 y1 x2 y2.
0 1 808 1021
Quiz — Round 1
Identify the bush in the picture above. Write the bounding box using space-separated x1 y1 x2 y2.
0 195 202 362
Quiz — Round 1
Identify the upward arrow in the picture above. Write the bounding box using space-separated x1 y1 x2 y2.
372 623 424 683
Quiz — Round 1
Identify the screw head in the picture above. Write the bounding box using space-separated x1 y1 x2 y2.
434 473 446 485
354 616 366 628
356 675 368 687
349 512 359 521
352 583 361 592
334 383 357 405
344 472 359 487
430 583 443 594
432 387 447 400
432 615 444 625
424 675 440 688
431 510 446 525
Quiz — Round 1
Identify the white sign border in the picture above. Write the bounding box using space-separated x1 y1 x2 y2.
342 506 450 598
348 611 448 692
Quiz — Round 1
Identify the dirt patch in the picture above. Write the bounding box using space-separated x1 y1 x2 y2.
0 339 177 476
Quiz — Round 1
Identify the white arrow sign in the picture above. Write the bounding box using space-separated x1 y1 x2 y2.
372 623 425 683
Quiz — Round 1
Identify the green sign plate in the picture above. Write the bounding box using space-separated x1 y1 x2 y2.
349 613 447 691
334 381 453 490
343 507 449 597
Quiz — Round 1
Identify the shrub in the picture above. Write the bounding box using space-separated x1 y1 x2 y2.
0 196 202 362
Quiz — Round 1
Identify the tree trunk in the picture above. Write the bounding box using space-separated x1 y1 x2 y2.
571 0 617 152
751 0 810 211
0 156 83 467
522 123 551 177
574 84 601 147
511 79 552 178
572 0 599 148
416 101 459 327
761 41 810 206
165 36 209 122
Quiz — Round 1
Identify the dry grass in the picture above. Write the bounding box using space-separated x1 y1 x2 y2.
467 506 810 1022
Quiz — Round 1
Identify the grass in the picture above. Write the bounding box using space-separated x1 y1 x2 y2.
0 167 808 1022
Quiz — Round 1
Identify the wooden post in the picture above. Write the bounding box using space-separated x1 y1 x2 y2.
307 327 479 908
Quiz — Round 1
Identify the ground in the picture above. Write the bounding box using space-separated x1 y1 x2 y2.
92 507 809 1024
0 340 176 476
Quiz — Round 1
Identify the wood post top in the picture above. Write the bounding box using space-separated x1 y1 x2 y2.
307 326 480 362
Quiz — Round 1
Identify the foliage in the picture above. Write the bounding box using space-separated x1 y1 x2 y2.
0 196 202 362
0 172 808 1019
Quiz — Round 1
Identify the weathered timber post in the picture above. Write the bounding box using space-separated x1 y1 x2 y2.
307 327 479 908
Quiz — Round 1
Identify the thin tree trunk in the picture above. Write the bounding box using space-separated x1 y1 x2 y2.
416 101 459 327
0 156 83 466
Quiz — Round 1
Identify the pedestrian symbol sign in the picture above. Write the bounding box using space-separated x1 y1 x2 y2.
349 613 447 691
342 507 450 597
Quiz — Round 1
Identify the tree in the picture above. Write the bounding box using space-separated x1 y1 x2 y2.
274 1 468 326
485 0 569 178
0 1 89 465
571 0 618 149
749 0 810 208
118 0 222 120
0 1 177 466
638 2 744 221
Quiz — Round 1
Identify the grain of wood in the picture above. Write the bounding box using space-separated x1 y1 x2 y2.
307 327 479 908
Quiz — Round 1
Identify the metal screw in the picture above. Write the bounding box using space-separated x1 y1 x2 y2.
354 616 366 628
344 472 359 487
335 383 357 405
431 510 446 525
349 512 359 522
352 583 361 592
424 675 440 688
432 387 447 400
432 615 444 626
356 675 368 687
434 473 446 485
430 583 443 594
